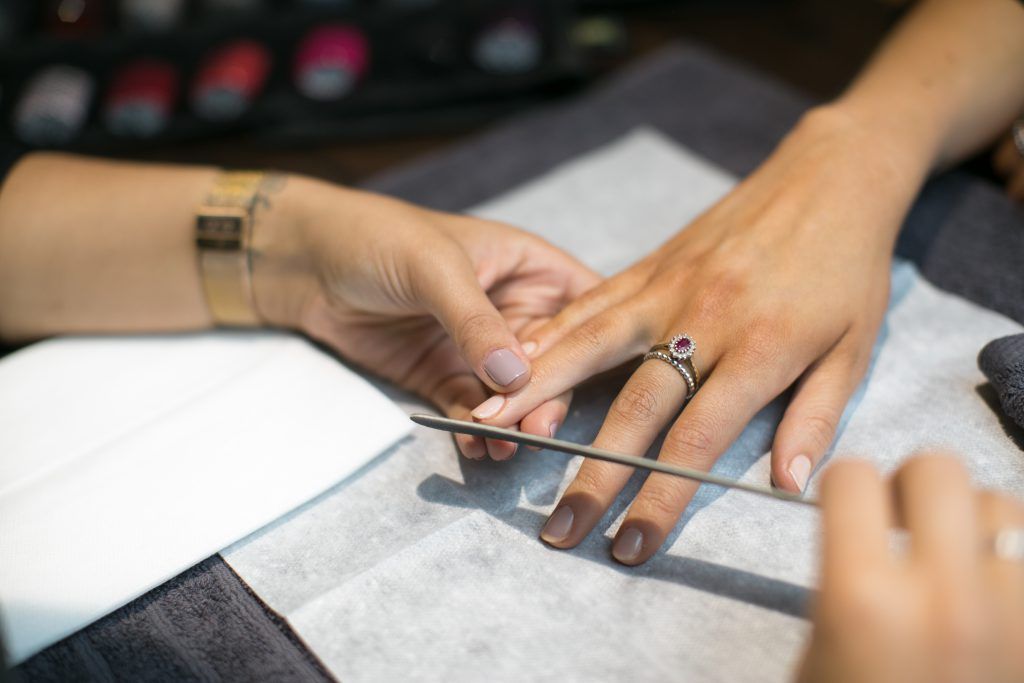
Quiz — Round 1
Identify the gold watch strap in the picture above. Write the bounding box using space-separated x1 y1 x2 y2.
196 171 264 326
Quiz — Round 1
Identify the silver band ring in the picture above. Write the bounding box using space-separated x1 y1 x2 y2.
643 350 697 399
1013 119 1024 160
992 528 1024 561
643 333 701 400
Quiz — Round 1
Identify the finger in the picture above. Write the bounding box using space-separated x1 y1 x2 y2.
415 246 532 393
470 305 655 427
893 454 978 580
819 459 893 580
523 267 647 357
520 391 573 451
539 358 690 548
430 372 490 460
771 343 866 494
992 135 1021 178
612 356 785 565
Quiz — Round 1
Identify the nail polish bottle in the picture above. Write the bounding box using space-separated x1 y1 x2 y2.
472 11 543 75
105 59 178 137
191 40 271 121
44 0 106 38
119 0 186 32
293 24 369 101
14 66 94 146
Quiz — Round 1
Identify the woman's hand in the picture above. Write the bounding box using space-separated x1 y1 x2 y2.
468 106 930 564
798 454 1024 683
251 176 599 460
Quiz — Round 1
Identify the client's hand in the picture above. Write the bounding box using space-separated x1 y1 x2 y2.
798 455 1024 683
468 106 927 563
252 177 599 460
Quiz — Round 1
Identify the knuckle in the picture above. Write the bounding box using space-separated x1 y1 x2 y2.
935 605 987 660
571 464 616 495
456 311 499 349
734 320 786 367
663 413 718 462
688 273 747 323
571 318 607 356
802 409 841 450
610 382 662 426
637 482 687 520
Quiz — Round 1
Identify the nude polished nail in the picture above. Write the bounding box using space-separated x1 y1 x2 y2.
540 505 574 544
521 340 539 357
471 395 505 420
788 454 812 494
612 527 644 564
483 348 527 387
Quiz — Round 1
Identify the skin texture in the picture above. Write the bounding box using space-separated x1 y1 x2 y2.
0 156 598 459
469 0 1024 565
798 455 1024 683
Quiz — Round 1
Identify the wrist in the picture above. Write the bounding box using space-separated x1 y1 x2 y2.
796 103 935 193
780 104 933 234
249 173 326 330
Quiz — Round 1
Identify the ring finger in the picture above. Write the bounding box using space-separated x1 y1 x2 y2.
538 349 697 547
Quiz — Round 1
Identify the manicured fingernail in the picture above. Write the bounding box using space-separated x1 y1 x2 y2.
521 340 539 357
548 421 559 437
612 527 644 564
540 505 574 544
788 454 812 493
483 348 528 387
471 395 505 420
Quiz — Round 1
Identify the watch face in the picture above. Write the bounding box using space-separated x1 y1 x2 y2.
196 210 246 250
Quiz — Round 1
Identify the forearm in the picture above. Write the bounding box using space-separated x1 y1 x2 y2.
832 0 1024 172
0 153 223 341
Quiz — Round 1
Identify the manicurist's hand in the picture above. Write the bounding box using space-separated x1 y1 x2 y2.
251 177 599 460
468 106 918 563
798 454 1024 683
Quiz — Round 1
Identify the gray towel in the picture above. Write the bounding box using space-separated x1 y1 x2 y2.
980 334 1024 430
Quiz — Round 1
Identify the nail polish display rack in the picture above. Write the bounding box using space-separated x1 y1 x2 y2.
0 0 590 153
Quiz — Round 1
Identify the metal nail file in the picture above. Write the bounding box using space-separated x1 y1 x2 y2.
409 414 819 508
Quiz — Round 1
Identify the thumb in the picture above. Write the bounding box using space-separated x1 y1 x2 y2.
415 250 531 394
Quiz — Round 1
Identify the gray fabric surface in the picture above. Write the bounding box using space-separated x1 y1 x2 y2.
9 42 1024 681
980 334 1024 431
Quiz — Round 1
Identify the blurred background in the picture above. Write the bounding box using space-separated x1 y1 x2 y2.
0 0 910 184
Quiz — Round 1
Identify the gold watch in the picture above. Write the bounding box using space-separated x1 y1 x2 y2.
195 171 265 326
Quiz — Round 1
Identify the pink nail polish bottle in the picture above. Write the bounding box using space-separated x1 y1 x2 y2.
293 24 370 101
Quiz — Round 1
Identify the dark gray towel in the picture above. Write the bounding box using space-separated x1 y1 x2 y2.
980 334 1024 430
10 557 331 682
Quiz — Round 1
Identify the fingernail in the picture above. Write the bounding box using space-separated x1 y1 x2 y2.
483 348 528 387
540 505 574 544
521 340 539 357
612 527 644 564
471 395 505 420
549 422 559 437
788 454 812 494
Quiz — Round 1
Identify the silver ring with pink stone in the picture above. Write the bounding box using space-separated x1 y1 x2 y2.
644 334 701 400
